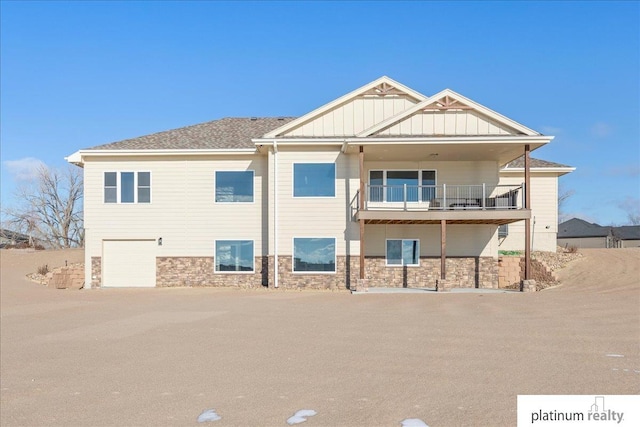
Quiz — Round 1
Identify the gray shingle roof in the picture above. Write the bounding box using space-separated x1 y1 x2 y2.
86 117 297 150
504 156 572 169
558 218 611 238
613 225 640 240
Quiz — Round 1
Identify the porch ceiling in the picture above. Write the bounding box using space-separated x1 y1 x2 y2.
356 209 530 225
344 141 545 164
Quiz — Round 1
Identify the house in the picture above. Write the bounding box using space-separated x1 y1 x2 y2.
558 218 640 248
66 76 573 290
0 228 32 248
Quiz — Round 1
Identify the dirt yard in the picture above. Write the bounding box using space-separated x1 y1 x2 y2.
1 248 638 426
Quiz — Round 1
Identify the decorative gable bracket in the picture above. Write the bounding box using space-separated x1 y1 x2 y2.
422 95 473 111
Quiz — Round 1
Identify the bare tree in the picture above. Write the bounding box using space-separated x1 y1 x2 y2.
3 165 84 248
618 197 640 225
558 184 575 223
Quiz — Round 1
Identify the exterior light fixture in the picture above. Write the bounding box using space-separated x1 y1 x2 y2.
158 237 163 246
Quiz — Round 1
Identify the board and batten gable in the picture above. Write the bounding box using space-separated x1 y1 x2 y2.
375 110 519 136
83 155 268 259
282 96 419 137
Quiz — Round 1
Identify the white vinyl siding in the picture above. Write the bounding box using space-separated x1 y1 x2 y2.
102 240 156 287
498 172 558 252
272 148 360 257
85 157 266 258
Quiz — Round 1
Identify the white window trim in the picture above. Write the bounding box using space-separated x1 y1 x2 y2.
369 169 437 202
214 239 255 274
214 170 255 204
103 171 152 204
291 237 337 274
292 162 337 199
385 238 421 267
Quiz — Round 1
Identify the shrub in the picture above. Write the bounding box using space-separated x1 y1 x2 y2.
567 245 578 253
37 264 49 275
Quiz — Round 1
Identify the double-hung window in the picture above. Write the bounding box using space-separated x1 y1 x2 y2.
293 237 336 273
293 163 335 197
215 240 254 272
104 172 151 203
215 171 254 202
386 239 420 266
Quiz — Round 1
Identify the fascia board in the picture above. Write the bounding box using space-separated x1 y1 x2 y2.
262 76 427 139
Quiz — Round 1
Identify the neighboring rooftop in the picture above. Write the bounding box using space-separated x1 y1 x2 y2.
559 218 611 238
87 117 297 151
558 218 640 239
503 156 572 169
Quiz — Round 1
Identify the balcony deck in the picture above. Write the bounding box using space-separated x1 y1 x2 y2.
353 184 530 225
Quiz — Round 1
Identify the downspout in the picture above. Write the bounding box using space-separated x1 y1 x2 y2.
273 140 279 288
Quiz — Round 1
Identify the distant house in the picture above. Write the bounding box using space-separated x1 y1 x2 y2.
558 218 640 248
0 229 32 247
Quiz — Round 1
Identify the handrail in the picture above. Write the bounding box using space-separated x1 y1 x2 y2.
362 184 523 211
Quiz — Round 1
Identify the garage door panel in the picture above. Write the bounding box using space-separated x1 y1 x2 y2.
103 240 156 288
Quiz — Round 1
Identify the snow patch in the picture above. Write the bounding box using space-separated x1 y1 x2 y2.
401 418 429 427
197 409 221 423
605 354 624 358
287 409 317 425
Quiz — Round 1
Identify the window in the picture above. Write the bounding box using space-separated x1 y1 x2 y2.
104 172 117 203
215 240 254 272
104 172 151 204
368 170 436 202
215 171 254 202
293 163 335 197
498 224 509 238
386 239 420 266
138 172 151 203
293 238 336 273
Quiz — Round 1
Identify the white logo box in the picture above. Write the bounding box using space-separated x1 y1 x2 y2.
517 395 640 426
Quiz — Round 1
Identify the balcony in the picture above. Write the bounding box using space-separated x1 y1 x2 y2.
353 184 530 225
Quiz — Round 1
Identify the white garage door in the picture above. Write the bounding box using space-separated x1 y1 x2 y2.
103 240 156 288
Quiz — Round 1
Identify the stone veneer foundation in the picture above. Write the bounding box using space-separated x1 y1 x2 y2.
91 255 499 290
156 257 268 288
91 256 101 288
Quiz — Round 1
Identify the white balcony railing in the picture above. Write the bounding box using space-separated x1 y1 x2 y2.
356 183 524 211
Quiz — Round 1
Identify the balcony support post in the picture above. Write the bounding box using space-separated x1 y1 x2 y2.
359 146 365 282
440 219 447 280
524 144 531 281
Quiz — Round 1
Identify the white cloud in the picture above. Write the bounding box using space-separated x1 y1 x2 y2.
3 157 46 182
590 122 613 138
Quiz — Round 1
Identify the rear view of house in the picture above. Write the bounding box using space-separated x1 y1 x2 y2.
67 76 572 290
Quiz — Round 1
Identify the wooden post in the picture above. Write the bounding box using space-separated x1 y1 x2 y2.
524 144 531 280
441 219 446 279
359 146 365 281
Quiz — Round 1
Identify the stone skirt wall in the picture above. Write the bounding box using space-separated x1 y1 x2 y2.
361 256 498 289
156 256 267 288
90 254 499 289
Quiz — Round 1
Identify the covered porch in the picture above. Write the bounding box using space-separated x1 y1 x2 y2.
351 142 537 291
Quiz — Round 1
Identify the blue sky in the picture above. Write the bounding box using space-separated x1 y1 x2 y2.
1 1 638 225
